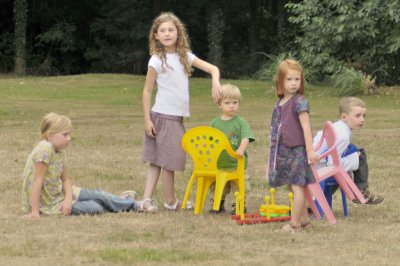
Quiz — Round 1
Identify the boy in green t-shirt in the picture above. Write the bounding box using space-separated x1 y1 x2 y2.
209 83 255 214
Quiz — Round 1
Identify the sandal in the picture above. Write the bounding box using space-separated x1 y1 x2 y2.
276 222 302 233
120 190 137 200
353 189 384 204
164 200 194 211
137 199 158 212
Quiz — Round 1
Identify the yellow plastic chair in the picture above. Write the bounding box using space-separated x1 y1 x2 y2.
181 126 245 215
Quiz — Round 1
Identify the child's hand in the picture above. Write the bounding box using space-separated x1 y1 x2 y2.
236 148 245 157
144 120 157 138
308 151 320 164
211 81 221 103
22 212 40 219
60 199 72 215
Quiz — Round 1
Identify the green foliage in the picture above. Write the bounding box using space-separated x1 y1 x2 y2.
286 0 400 85
328 66 378 96
36 22 76 53
253 53 294 82
0 32 14 72
328 67 366 96
31 22 77 75
253 52 320 84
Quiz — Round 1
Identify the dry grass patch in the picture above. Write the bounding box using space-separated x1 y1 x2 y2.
1 75 399 265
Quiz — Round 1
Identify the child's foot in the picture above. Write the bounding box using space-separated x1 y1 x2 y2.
209 200 225 214
164 200 194 211
353 189 384 204
300 221 312 230
120 190 137 200
137 199 158 212
229 203 247 215
276 222 302 233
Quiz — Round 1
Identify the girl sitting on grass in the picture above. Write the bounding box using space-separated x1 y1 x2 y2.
22 112 139 218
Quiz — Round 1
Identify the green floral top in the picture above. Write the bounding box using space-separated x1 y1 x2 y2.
21 140 81 215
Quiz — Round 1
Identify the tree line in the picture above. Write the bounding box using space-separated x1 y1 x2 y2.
2 0 400 85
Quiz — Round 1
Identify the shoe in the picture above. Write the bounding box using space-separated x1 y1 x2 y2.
164 200 194 211
353 189 384 204
137 199 158 212
209 200 225 214
120 190 137 200
229 203 247 215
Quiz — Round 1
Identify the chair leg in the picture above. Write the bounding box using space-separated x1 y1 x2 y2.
315 180 326 217
340 188 349 217
308 182 337 224
182 174 195 210
325 185 334 209
213 174 229 211
194 177 214 215
340 170 366 204
304 187 321 220
332 173 355 201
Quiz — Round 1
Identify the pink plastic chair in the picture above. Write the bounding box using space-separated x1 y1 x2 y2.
304 121 366 224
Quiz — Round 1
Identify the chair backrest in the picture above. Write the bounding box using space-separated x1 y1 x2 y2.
182 126 237 171
313 121 341 167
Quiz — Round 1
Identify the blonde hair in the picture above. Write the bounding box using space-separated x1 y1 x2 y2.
275 59 305 98
219 83 241 104
148 12 193 76
339 97 366 115
40 112 72 140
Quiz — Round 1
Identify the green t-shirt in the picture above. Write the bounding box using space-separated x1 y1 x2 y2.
210 115 255 169
21 140 81 215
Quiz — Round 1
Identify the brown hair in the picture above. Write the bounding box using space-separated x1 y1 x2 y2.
148 12 193 75
275 59 305 98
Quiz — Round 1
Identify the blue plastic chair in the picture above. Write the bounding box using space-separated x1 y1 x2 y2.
315 177 348 217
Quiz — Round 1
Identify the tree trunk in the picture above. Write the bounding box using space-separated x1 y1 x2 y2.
207 7 224 68
14 0 28 75
248 0 258 69
276 0 286 52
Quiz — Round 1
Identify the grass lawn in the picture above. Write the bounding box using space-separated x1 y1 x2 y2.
1 74 399 265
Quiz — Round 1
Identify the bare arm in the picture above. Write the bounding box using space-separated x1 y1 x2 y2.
142 67 157 138
192 58 221 103
60 166 73 215
23 162 47 218
299 111 319 164
236 138 250 157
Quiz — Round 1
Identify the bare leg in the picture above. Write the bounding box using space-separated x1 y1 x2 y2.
162 168 176 205
143 163 161 209
290 185 308 227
